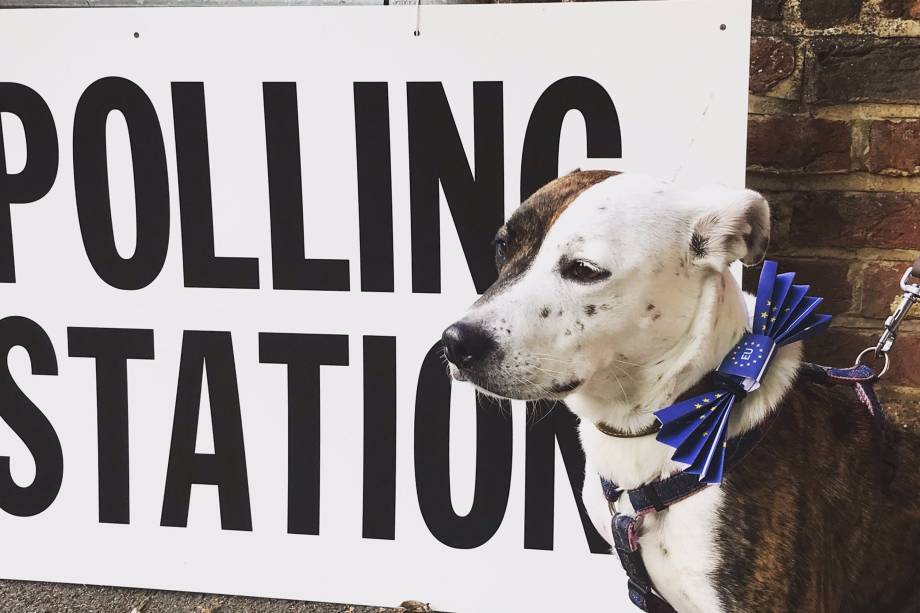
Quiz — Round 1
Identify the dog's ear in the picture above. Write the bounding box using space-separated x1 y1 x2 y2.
688 188 770 269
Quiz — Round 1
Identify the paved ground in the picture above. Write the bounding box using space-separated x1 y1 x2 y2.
0 580 411 613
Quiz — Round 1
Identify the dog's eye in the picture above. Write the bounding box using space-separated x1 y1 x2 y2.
562 259 611 283
493 238 509 267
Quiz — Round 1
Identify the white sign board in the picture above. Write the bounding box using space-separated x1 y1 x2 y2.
0 3 750 611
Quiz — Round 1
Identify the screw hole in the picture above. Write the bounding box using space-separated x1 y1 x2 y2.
719 23 726 30
133 31 140 38
413 29 420 36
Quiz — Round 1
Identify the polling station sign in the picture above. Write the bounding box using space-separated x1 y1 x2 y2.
0 3 751 611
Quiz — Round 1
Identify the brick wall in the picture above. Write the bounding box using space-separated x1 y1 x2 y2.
744 0 920 420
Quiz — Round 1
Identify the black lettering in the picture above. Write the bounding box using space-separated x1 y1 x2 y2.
0 83 58 282
161 331 251 530
524 401 609 553
414 342 512 548
362 336 396 539
172 83 259 289
0 316 61 516
259 332 348 535
67 327 154 524
521 76 622 200
263 83 349 291
407 82 503 294
354 82 394 293
72 77 170 290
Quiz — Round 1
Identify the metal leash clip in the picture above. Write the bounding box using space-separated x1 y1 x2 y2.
856 256 920 378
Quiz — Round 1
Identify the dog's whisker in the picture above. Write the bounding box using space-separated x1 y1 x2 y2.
528 353 584 363
608 361 636 382
610 369 630 405
531 365 568 376
531 400 560 427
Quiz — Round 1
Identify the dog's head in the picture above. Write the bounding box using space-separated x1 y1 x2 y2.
443 170 769 403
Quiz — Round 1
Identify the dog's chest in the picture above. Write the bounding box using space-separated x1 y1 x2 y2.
584 475 725 613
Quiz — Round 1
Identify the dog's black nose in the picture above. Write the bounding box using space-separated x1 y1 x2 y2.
442 322 496 367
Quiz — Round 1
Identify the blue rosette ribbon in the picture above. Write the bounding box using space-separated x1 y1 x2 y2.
653 261 832 484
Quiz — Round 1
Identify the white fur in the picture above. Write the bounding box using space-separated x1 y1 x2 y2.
449 173 798 612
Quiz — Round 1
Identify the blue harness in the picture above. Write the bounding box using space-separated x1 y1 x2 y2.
599 363 895 612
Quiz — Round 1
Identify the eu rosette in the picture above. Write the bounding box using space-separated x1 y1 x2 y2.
653 261 832 484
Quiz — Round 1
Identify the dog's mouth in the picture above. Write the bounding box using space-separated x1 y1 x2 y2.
442 327 585 400
449 362 583 400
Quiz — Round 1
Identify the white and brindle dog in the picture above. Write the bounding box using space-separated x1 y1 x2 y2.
443 170 920 612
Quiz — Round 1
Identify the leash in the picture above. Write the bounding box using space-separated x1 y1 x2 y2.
599 257 920 612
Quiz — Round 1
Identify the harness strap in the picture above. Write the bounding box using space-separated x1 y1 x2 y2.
599 391 785 612
601 362 895 611
601 408 778 518
611 514 677 613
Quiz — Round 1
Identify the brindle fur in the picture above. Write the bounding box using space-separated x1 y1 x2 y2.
715 374 920 612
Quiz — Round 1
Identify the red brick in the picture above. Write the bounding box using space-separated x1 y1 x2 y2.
753 0 784 20
860 261 920 319
743 257 853 314
786 191 920 250
880 0 920 19
866 120 920 176
800 0 862 27
881 398 920 431
805 328 920 388
750 37 796 94
747 116 851 172
753 191 795 249
806 37 920 104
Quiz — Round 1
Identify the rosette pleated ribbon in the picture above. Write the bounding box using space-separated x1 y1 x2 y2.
653 261 832 484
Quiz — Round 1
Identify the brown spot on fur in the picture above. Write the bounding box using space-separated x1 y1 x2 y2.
477 170 619 303
540 306 550 318
690 231 709 258
646 303 656 311
584 304 597 316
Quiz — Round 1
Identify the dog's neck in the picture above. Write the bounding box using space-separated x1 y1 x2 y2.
567 268 802 490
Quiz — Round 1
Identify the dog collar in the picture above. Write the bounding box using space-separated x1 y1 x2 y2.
595 420 661 438
651 260 832 484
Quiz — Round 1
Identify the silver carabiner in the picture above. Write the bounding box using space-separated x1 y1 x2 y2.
860 266 920 378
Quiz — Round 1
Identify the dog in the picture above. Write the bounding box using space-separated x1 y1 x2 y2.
442 170 920 612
